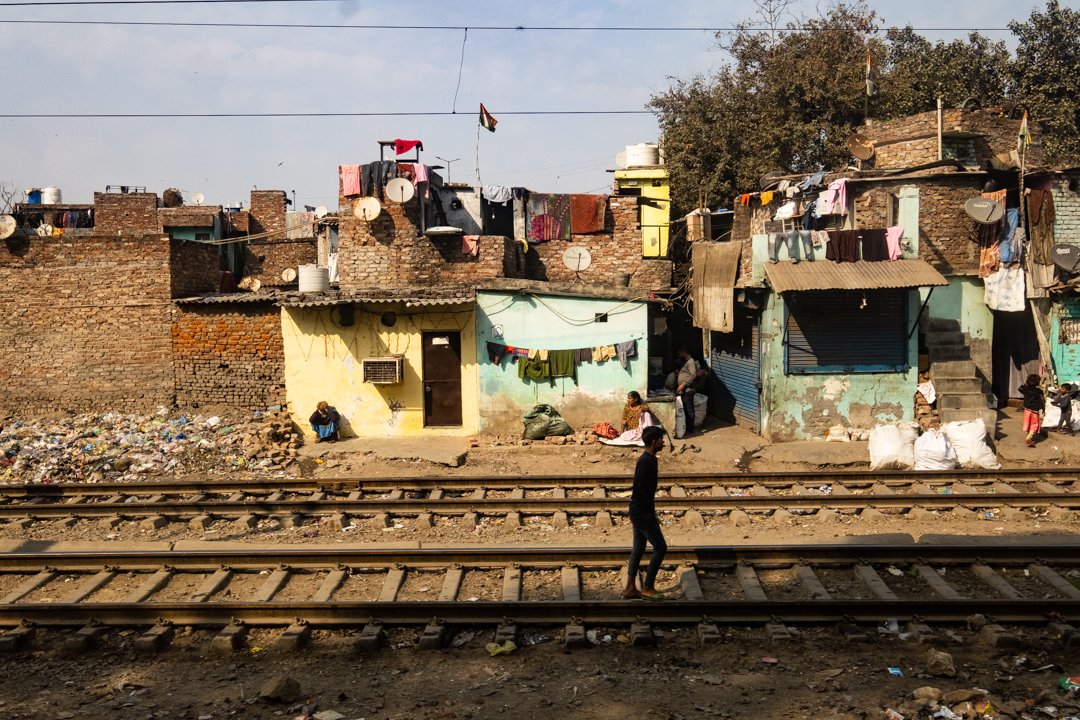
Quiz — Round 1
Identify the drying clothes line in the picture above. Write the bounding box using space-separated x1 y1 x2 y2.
485 337 641 371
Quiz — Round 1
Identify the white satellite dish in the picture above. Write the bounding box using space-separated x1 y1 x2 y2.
425 225 464 236
281 267 298 283
314 206 328 219
0 215 16 240
353 197 381 221
192 192 205 205
562 246 592 272
385 178 415 203
615 150 628 169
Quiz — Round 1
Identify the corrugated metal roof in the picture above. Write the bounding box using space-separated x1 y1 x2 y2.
175 291 286 305
283 289 476 308
763 259 948 293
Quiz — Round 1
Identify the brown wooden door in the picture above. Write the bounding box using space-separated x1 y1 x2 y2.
422 331 463 426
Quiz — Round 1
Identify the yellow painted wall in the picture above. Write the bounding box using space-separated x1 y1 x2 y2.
281 303 478 438
616 167 670 257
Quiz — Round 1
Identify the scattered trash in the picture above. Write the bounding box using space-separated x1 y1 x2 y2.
1060 676 1080 692
932 707 962 720
879 619 901 635
883 709 905 720
485 640 517 656
761 657 779 665
450 631 475 648
888 667 904 677
886 566 904 576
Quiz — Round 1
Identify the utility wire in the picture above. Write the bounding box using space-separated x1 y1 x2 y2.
0 0 332 5
0 19 1014 32
451 27 467 114
0 110 653 118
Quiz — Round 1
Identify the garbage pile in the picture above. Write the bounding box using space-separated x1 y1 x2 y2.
0 408 303 484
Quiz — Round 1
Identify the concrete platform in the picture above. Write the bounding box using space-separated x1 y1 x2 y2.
300 436 470 468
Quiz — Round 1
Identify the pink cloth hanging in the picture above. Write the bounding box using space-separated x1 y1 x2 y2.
462 235 480 257
340 164 362 196
886 226 904 260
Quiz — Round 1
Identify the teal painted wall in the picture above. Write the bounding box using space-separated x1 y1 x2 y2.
475 290 648 434
920 277 993 339
760 290 919 440
1050 297 1080 383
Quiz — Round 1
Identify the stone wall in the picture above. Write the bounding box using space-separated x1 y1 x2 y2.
337 183 668 291
1052 173 1080 245
173 303 286 410
0 234 175 414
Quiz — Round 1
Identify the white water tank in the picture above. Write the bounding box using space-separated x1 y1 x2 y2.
298 264 330 293
624 143 660 167
41 186 62 204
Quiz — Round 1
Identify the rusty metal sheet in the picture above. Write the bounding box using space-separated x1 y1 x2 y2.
692 241 742 331
763 259 947 293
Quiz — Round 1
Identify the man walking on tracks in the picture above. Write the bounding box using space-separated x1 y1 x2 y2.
622 425 668 600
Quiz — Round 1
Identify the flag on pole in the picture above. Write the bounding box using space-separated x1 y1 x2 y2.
479 103 498 133
1017 110 1032 153
865 48 875 97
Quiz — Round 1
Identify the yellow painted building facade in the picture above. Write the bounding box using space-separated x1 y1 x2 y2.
280 302 479 438
614 166 670 257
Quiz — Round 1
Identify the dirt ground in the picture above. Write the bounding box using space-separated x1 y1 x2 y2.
1 409 1079 719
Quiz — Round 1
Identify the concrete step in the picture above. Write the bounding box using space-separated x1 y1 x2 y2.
926 318 962 333
930 360 977 379
938 392 991 409
939 408 998 432
928 345 972 361
926 331 965 347
933 377 985 394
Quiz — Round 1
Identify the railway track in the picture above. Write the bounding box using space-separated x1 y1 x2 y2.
2 469 1078 528
1 541 1079 653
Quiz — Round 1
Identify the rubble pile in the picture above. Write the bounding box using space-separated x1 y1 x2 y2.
0 408 303 484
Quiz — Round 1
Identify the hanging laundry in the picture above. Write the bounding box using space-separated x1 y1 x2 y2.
860 228 889 262
885 226 904 261
574 348 593 365
999 208 1020 264
394 139 423 155
517 355 551 382
361 161 397 199
510 346 530 358
821 178 848 215
825 229 860 262
570 194 608 234
548 350 577 381
461 235 480 257
759 191 774 206
486 341 507 364
340 164 362 196
592 345 616 362
979 244 1001 278
482 186 513 203
983 267 1026 312
1028 189 1055 264
615 339 638 369
526 193 572 242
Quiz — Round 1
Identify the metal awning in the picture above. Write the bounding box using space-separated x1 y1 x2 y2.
763 259 948 293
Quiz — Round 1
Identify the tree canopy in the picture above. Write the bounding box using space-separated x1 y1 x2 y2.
649 0 1080 215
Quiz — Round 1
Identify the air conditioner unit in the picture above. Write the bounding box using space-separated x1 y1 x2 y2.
362 356 404 385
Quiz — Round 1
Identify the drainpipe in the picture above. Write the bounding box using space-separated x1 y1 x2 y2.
936 97 943 161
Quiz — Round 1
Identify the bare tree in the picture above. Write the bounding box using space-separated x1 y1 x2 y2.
754 0 798 44
0 182 18 214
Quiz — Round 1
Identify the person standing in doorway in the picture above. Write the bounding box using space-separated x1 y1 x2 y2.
623 426 668 600
675 349 699 435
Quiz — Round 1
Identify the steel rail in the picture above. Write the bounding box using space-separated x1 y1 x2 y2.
3 543 1080 571
3 598 1079 626
1 467 1077 498
3 492 1080 520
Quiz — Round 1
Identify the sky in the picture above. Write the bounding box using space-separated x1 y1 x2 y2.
0 0 1044 210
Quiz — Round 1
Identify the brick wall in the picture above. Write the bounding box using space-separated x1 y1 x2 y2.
1053 174 1080 245
171 239 222 298
93 193 160 235
337 183 668 290
173 303 286 410
0 234 174 414
864 108 1045 170
245 190 315 286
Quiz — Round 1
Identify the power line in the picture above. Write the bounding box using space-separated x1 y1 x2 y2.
0 110 653 118
0 0 332 5
0 19 1014 32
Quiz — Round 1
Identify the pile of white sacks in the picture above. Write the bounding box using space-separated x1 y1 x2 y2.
868 418 1000 471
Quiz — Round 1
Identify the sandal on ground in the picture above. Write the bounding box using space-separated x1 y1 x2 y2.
640 590 665 601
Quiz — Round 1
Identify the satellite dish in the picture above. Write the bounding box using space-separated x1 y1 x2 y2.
614 150 628 169
562 246 593 272
385 178 415 203
192 192 205 205
846 133 875 161
314 206 328 219
281 267 298 283
0 215 16 240
424 225 464 236
353 196 381 221
1051 243 1080 274
964 197 1004 224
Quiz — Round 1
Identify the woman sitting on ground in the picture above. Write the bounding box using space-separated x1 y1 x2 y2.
309 401 340 443
621 391 652 432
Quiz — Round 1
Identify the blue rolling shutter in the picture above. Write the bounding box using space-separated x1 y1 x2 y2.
709 309 760 431
785 290 907 373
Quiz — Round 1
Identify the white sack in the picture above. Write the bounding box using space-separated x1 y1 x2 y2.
869 424 917 470
941 418 1000 469
913 428 958 471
